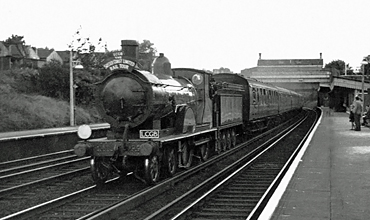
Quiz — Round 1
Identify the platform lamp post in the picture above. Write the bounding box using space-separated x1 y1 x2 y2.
360 58 368 116
69 50 75 126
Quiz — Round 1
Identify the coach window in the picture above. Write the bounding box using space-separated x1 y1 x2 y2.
252 88 257 105
259 88 262 104
268 90 271 104
270 91 273 103
275 92 277 103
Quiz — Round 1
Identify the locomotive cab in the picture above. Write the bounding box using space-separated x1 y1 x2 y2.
172 68 213 129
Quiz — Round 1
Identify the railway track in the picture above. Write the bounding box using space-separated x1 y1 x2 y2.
1 175 147 220
0 151 93 218
0 150 76 171
0 110 311 220
145 109 318 220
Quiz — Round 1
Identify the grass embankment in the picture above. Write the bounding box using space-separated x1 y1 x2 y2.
0 68 101 133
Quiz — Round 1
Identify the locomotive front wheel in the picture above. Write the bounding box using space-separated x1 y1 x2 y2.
164 147 177 177
180 141 194 168
144 154 160 185
91 157 110 187
200 142 210 162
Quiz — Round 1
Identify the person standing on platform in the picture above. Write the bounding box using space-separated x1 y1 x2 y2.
352 96 363 131
349 104 355 130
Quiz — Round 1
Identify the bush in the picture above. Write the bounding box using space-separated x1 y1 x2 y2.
0 68 39 94
74 69 102 105
0 93 96 132
0 67 103 132
38 60 70 100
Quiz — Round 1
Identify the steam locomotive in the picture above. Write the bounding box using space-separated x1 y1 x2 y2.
74 40 304 185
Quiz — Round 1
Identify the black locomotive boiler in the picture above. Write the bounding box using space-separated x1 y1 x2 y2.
74 40 304 185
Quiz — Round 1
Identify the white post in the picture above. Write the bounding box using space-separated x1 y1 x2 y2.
360 59 369 118
361 65 365 119
69 50 75 126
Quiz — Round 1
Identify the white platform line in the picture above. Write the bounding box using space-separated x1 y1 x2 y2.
258 113 322 220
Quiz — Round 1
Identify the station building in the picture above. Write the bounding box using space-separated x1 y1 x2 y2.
241 53 370 112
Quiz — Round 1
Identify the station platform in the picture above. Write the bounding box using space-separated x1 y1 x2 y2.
262 111 370 220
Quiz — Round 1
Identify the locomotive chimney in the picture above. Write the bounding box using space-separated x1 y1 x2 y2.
259 53 261 59
320 53 322 59
121 40 139 61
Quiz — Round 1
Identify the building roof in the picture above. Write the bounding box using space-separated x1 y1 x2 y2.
257 59 323 67
56 51 71 63
8 44 27 58
37 48 53 59
0 41 10 56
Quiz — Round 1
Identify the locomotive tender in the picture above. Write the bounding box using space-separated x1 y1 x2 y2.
74 40 304 185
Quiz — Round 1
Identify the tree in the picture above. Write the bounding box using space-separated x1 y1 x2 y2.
74 69 101 105
138 40 157 72
4 35 25 45
324 60 353 76
68 26 107 71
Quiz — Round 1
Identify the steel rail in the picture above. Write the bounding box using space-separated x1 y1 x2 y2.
246 110 318 219
0 157 89 180
0 154 79 176
84 112 307 220
144 111 309 220
0 167 89 196
0 149 73 168
1 112 306 220
0 176 122 220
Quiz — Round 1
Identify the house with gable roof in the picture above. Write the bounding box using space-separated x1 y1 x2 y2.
0 41 39 70
36 48 65 68
56 51 71 64
0 40 85 70
0 41 11 70
37 49 82 68
56 50 82 68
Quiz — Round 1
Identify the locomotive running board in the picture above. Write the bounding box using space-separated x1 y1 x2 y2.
158 128 217 143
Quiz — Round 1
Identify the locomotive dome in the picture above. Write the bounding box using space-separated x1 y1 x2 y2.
152 53 172 79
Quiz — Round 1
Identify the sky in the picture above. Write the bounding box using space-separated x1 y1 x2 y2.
2 0 370 73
